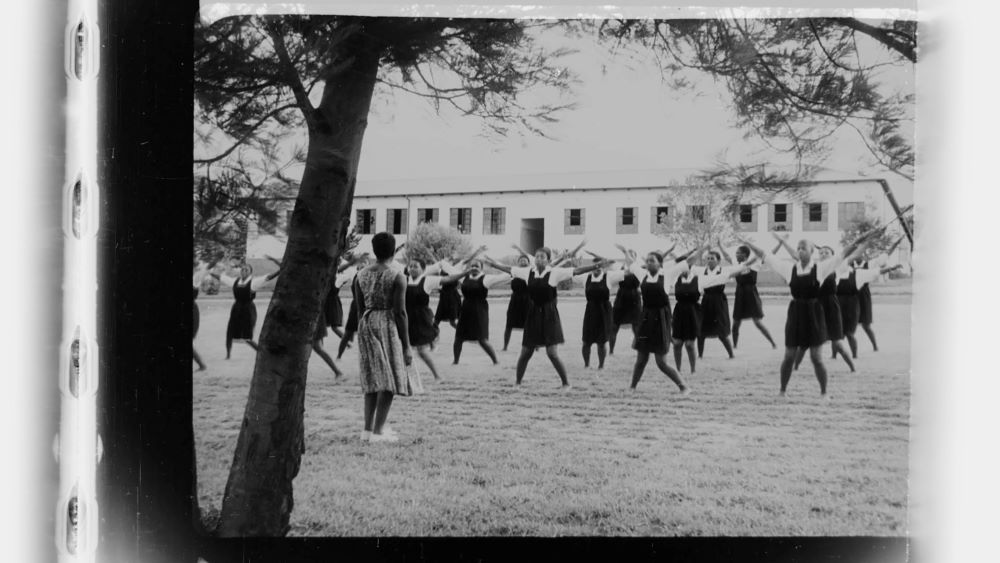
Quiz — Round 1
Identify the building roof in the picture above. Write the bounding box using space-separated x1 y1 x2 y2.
353 167 885 199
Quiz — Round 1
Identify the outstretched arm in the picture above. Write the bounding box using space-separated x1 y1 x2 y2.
659 243 678 260
717 239 735 265
456 244 488 266
771 233 797 259
571 258 613 277
483 256 512 275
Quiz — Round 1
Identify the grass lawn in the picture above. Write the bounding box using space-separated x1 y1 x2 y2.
193 294 910 536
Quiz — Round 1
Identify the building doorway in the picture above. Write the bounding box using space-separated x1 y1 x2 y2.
520 218 544 256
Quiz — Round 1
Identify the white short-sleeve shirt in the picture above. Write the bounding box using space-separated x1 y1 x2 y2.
511 266 574 287
763 253 842 285
218 274 276 292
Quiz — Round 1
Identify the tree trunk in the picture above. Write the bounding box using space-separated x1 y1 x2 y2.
217 29 383 537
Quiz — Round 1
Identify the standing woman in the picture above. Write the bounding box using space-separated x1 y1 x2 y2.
853 252 903 352
406 259 471 380
696 249 740 360
218 256 282 360
629 250 695 392
837 260 902 358
574 257 615 370
671 247 730 374
452 259 511 365
485 249 608 389
503 254 531 351
609 245 643 355
356 233 418 444
433 246 487 331
740 233 875 397
720 244 777 349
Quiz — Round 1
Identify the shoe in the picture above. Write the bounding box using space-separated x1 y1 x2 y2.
369 432 399 443
360 430 371 442
380 425 398 438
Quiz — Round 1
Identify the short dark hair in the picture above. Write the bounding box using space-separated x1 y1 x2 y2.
535 247 553 260
707 250 721 261
371 232 396 260
647 251 663 265
408 258 426 269
737 245 750 256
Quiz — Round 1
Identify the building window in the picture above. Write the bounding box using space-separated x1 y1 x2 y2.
483 207 505 235
803 202 828 232
450 207 472 234
386 208 408 235
769 203 789 232
356 209 375 234
838 201 866 230
417 208 439 224
688 205 706 223
616 207 638 234
650 206 670 232
737 204 758 232
565 208 585 234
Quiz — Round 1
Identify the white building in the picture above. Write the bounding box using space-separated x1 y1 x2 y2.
247 169 911 264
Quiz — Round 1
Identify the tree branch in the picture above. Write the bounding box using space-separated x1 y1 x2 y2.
835 18 916 63
193 103 298 165
262 18 317 129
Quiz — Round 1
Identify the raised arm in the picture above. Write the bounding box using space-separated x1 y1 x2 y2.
771 233 797 259
717 239 735 265
483 256 512 275
659 242 678 261
740 237 791 283
571 258 613 277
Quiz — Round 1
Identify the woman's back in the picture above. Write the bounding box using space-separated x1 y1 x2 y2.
357 266 399 310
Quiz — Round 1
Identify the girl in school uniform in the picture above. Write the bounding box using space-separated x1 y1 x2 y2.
405 258 471 380
572 257 619 370
216 256 282 359
451 258 512 365
740 232 877 397
503 255 531 351
628 249 700 392
312 259 361 379
433 246 487 331
719 244 777 349
695 249 741 360
836 260 902 358
851 253 903 353
670 247 740 374
485 248 609 389
610 246 642 354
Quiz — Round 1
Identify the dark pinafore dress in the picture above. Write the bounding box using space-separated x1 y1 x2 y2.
326 281 345 327
857 261 874 325
192 287 200 339
785 263 828 348
699 268 732 338
505 277 530 330
406 276 439 347
226 278 257 341
522 269 564 348
612 272 642 326
836 271 861 336
633 274 672 354
582 274 614 345
672 273 702 341
456 275 490 341
819 273 844 341
345 277 360 332
434 279 463 323
733 267 764 320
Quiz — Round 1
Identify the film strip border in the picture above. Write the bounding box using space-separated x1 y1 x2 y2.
58 0 99 560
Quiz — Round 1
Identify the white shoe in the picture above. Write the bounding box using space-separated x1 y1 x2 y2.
360 430 371 442
380 425 398 438
369 432 399 443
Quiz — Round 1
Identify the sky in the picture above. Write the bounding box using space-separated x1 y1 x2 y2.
195 20 916 201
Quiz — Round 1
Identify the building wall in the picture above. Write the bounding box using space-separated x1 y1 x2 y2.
247 181 896 260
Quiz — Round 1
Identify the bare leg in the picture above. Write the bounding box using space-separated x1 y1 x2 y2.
478 339 499 365
245 339 259 351
630 350 650 389
372 391 395 434
503 326 513 351
753 318 777 349
732 318 742 348
832 339 856 372
225 336 232 360
363 393 377 432
672 338 683 371
846 333 859 358
596 343 607 369
453 339 463 365
684 340 697 373
697 336 705 359
332 327 345 339
515 346 535 385
544 345 570 387
609 326 618 355
312 341 344 378
449 319 458 330
193 347 206 371
582 343 591 368
654 353 687 392
861 323 879 351
808 346 829 395
779 347 797 395
337 331 355 359
719 336 735 359
793 346 807 370
416 346 441 381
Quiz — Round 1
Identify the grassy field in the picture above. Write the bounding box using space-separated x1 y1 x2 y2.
193 294 910 536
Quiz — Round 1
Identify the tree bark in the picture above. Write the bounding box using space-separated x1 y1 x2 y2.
217 28 383 536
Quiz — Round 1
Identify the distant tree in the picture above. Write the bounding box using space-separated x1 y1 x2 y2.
404 222 473 266
654 183 741 252
840 214 896 260
196 15 577 536
599 18 916 180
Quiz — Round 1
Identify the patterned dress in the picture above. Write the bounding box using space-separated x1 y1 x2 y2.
356 266 420 396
